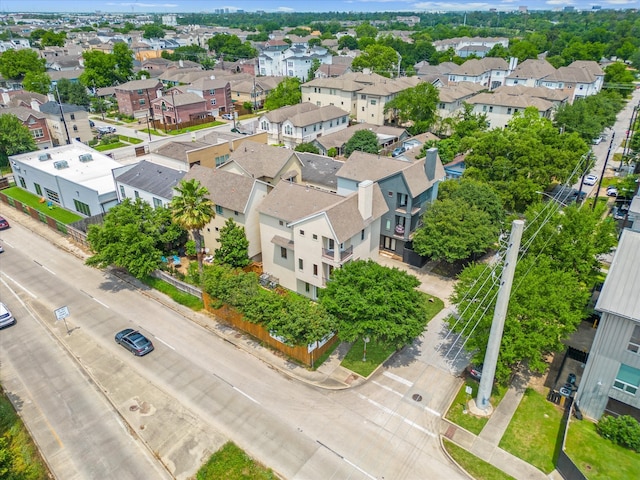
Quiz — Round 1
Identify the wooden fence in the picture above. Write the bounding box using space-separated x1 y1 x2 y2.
0 192 70 236
202 292 338 367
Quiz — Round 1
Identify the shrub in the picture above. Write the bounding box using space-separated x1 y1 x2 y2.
327 147 338 157
185 239 197 257
597 414 640 452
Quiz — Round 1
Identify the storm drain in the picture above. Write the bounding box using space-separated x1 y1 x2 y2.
412 393 423 402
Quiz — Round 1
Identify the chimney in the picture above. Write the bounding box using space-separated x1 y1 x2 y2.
508 56 518 72
425 148 437 181
358 180 374 220
179 59 184 68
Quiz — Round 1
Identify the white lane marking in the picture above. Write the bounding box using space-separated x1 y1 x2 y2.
342 458 377 480
92 297 109 308
372 380 403 397
2 240 13 248
383 371 413 387
358 393 437 437
422 404 441 417
0 273 37 298
154 336 175 350
233 387 260 405
41 265 56 275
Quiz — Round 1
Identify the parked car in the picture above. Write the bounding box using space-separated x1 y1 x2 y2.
97 126 116 135
115 328 154 356
0 216 9 229
89 120 95 128
606 186 618 197
583 174 598 186
0 243 3 253
0 302 15 329
591 136 603 145
221 113 234 120
392 146 406 157
467 364 483 381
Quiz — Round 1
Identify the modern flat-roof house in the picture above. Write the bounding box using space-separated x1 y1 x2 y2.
258 179 388 300
336 148 445 265
576 228 640 421
9 142 121 216
182 165 270 260
113 160 185 208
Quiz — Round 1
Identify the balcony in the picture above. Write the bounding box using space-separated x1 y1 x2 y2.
322 245 354 263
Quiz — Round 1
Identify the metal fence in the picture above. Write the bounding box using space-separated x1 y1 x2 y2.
151 270 203 298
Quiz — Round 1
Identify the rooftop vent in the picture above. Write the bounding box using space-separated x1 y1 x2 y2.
53 160 69 170
38 153 51 161
78 153 93 163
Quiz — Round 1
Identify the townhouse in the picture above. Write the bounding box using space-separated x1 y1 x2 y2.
113 160 185 208
114 78 164 119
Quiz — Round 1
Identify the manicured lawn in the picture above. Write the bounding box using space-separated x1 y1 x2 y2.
140 275 204 310
499 388 562 474
168 121 225 135
443 439 515 480
445 379 508 435
0 388 50 480
341 293 444 377
565 417 640 480
196 442 277 480
94 141 127 151
2 186 82 223
118 134 143 144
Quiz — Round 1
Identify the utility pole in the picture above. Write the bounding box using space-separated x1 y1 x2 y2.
55 83 71 145
474 219 524 413
592 132 616 211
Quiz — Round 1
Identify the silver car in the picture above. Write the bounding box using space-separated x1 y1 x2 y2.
0 302 15 329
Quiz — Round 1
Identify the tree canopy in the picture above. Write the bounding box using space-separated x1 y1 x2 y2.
0 48 46 80
55 78 90 107
207 34 257 61
553 90 624 142
319 260 430 348
343 129 379 158
0 114 38 168
384 82 439 135
351 44 399 78
86 199 186 278
263 77 301 110
214 218 250 268
294 142 320 154
22 71 51 95
142 24 165 39
80 43 134 88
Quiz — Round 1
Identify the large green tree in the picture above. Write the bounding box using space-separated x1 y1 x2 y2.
170 179 215 273
80 43 134 88
351 44 399 78
319 260 430 348
0 114 38 167
0 48 46 80
384 82 439 135
55 78 90 107
264 77 301 110
143 24 165 39
343 129 379 158
86 199 186 278
553 90 623 142
22 71 51 94
214 218 250 268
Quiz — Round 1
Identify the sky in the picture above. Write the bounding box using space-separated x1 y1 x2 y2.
1 0 640 14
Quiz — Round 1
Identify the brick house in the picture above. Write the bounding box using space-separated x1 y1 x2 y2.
150 90 208 127
185 77 232 117
0 106 53 149
114 78 164 119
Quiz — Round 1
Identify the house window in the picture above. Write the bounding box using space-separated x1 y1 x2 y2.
280 247 287 259
613 364 640 395
628 325 640 354
34 183 42 196
234 211 238 216
210 98 216 105
139 98 146 105
153 197 162 208
216 205 223 215
313 264 318 276
119 185 125 198
361 229 365 240
70 113 75 120
385 219 391 230
305 282 310 293
134 190 139 199
299 229 305 236
31 128 44 138
370 99 376 105
482 105 487 112
361 107 365 112
312 234 318 240
209 89 215 95
73 199 91 216
279 220 284 226
342 116 347 124
298 258 304 270
489 106 493 112
73 125 78 131
44 187 59 203
507 108 512 114
18 176 26 188
361 94 366 100
284 125 293 135
137 89 143 94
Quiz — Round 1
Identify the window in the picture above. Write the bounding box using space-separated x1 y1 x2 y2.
73 125 78 131
284 125 293 135
279 220 284 226
119 185 125 198
133 191 139 199
489 106 493 113
139 98 146 105
298 259 304 270
299 229 305 236
209 89 215 95
234 211 238 216
216 205 223 215
18 176 26 188
73 199 91 216
312 234 318 240
507 107 512 114
31 128 44 138
385 219 391 230
482 105 487 112
361 94 366 100
305 282 310 293
313 264 318 276
35 183 42 196
370 99 376 105
261 121 269 130
280 247 287 259
153 197 162 208
613 364 640 395
137 89 143 95
361 229 365 240
628 325 640 354
70 113 75 120
210 98 216 105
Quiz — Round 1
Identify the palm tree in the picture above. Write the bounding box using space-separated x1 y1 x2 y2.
170 179 214 273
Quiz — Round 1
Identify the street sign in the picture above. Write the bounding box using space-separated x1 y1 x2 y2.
465 386 473 396
54 306 70 321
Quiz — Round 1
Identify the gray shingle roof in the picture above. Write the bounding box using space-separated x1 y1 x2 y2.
115 160 185 199
39 101 87 114
155 140 212 162
114 78 163 92
295 152 344 191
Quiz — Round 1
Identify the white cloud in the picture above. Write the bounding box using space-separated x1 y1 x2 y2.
277 6 295 11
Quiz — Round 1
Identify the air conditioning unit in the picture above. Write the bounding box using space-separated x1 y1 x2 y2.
53 160 69 169
78 153 93 162
38 153 51 161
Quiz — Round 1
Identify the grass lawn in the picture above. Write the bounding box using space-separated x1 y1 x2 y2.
196 442 277 480
0 388 50 480
499 388 563 474
443 439 515 480
168 121 225 135
341 293 444 377
94 141 127 151
2 186 82 223
118 135 143 144
140 275 203 310
446 379 508 435
565 417 640 480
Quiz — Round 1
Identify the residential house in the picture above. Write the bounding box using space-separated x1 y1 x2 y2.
356 76 422 126
186 77 232 117
336 148 445 265
154 139 226 170
312 123 408 157
0 106 53 149
150 90 208 127
436 82 487 123
294 152 345 193
230 76 283 112
258 45 332 80
447 57 510 90
182 165 270 260
257 103 350 148
576 228 640 421
492 84 570 109
258 179 387 299
466 91 555 129
114 78 164 119
218 141 301 186
1 90 48 109
314 56 353 78
301 75 365 116
113 160 185 208
38 101 92 145
505 58 557 88
433 36 509 58
538 60 604 102
9 142 120 216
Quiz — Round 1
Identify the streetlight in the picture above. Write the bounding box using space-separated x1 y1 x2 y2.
362 335 370 362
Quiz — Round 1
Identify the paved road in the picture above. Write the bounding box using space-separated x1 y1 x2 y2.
0 213 468 480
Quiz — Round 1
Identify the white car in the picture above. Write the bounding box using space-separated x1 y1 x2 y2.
591 137 603 145
221 114 234 120
584 174 598 186
0 302 15 329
